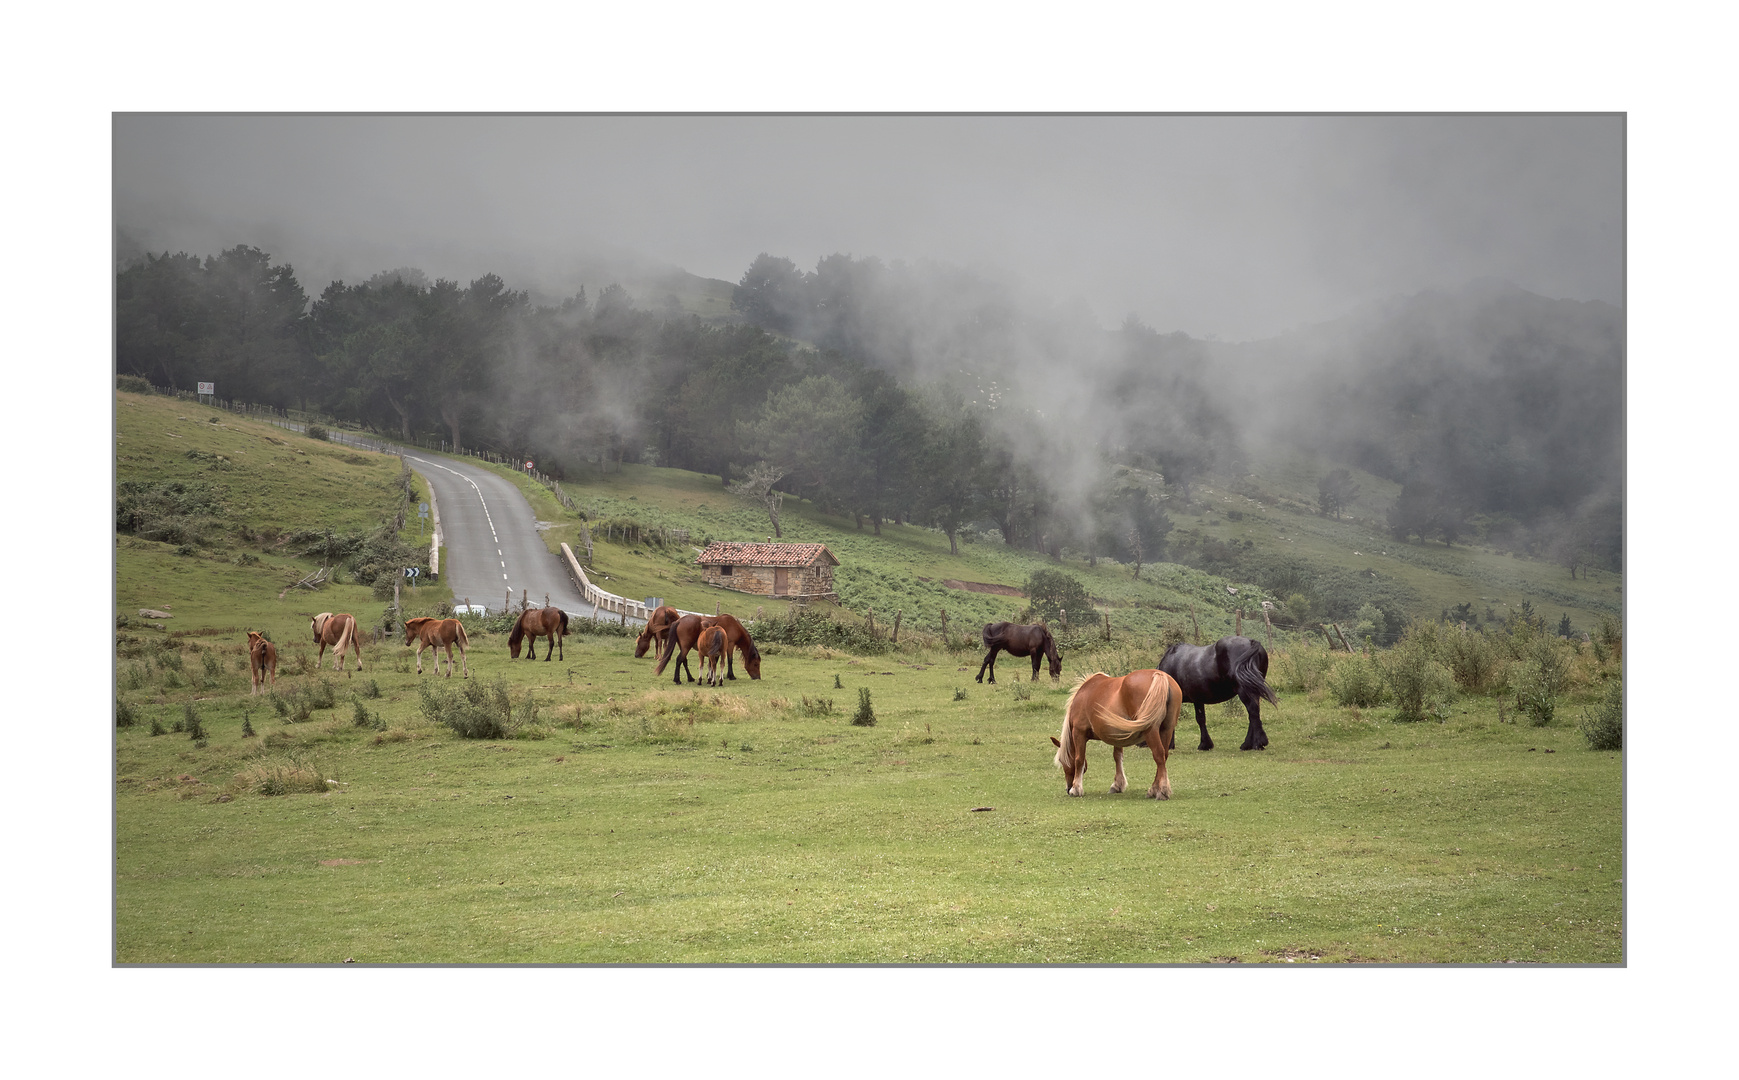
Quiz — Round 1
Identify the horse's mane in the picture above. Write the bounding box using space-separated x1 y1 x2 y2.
1056 672 1111 769
507 612 525 648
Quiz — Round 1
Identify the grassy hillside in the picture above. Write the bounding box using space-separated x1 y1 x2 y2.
437 449 1620 651
115 390 452 643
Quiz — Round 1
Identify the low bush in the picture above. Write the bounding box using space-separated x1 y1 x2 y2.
1376 628 1456 722
1328 654 1386 707
1579 680 1622 750
182 702 206 741
1511 660 1556 727
201 651 223 678
1440 627 1502 694
149 714 166 736
750 610 890 655
305 424 329 441
419 676 517 739
953 687 968 701
117 374 154 394
852 687 877 727
1272 645 1333 694
798 696 835 717
116 698 137 728
308 679 337 710
237 753 331 796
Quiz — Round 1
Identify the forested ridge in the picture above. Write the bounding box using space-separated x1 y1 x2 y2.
116 246 1623 589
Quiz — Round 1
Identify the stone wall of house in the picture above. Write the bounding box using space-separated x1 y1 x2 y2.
700 562 836 597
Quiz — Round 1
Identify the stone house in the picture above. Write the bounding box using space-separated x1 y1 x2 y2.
695 541 839 598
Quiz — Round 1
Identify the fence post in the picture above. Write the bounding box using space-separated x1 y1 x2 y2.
1235 608 1243 637
1103 613 1112 642
892 610 901 644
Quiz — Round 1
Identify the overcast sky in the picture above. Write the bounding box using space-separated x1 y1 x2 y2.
114 114 1621 341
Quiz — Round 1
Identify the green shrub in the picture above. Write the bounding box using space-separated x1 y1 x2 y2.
953 687 968 701
1376 629 1456 722
241 753 331 795
182 703 207 741
851 687 877 727
798 696 834 717
269 691 290 717
1328 654 1386 708
749 611 889 654
308 679 337 710
201 651 223 678
1025 568 1093 626
1525 634 1571 697
352 699 373 728
1013 683 1033 702
419 676 516 739
305 424 329 441
1440 627 1502 694
149 714 166 736
1579 680 1622 750
117 374 154 394
1511 660 1556 726
1273 644 1332 693
241 712 256 738
116 698 137 728
361 678 382 699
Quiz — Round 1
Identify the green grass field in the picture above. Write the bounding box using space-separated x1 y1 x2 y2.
114 390 1623 964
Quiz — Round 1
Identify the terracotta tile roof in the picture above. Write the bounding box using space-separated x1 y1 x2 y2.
696 542 839 568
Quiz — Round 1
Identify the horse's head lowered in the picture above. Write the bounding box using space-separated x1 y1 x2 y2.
1045 630 1063 680
311 613 331 642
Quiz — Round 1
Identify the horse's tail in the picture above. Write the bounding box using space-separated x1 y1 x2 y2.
334 614 354 655
454 620 469 648
558 608 570 635
1092 669 1172 744
653 626 674 675
1056 672 1108 769
1234 641 1279 706
982 623 997 648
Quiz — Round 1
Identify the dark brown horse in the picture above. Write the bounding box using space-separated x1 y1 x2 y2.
635 606 682 659
311 612 363 673
404 616 470 677
976 622 1061 683
698 625 728 687
247 631 277 696
1050 669 1182 799
654 614 707 684
1157 636 1278 751
509 605 569 661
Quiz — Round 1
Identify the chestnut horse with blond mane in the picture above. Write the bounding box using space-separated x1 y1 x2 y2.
246 631 277 696
509 605 569 661
1050 669 1183 799
404 616 470 677
311 612 362 672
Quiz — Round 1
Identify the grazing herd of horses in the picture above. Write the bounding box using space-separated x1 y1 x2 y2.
243 601 1277 804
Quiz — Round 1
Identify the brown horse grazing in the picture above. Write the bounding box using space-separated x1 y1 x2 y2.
311 612 363 672
404 616 470 677
246 631 277 696
977 621 1062 684
1050 669 1183 799
697 625 728 687
654 614 707 684
635 606 682 659
705 613 762 681
509 605 569 661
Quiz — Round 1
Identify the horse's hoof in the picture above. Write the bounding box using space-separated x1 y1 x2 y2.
1199 742 1213 751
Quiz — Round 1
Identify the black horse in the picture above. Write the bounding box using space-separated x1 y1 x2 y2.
1157 636 1278 751
976 622 1062 683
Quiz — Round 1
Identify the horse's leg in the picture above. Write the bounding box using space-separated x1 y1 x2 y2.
1241 690 1268 750
1068 732 1087 797
978 646 1001 684
1197 701 1215 751
1145 726 1173 800
556 631 563 662
414 641 424 675
458 640 469 678
725 643 736 680
1031 651 1042 682
1110 745 1127 794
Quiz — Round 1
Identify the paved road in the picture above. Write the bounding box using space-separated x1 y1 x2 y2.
401 452 627 623
254 417 634 624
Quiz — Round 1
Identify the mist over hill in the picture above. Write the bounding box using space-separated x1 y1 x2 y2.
114 244 1623 597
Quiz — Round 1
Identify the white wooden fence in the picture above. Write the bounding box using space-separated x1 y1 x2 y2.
560 543 704 623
